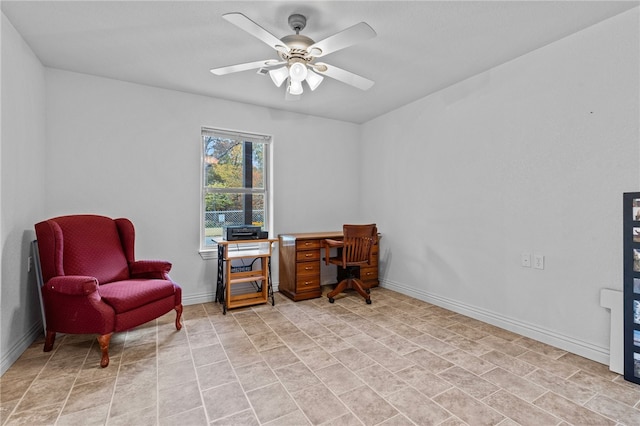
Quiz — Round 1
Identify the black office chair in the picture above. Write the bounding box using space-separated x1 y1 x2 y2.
324 224 377 304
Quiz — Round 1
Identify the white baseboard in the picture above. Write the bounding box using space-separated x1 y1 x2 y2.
1 322 43 376
381 279 610 366
182 291 217 305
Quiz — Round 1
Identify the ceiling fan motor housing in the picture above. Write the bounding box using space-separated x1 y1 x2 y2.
278 34 315 62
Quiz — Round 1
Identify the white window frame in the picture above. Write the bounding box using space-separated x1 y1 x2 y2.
199 127 272 259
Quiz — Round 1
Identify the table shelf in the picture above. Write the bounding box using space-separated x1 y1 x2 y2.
228 273 266 285
215 238 277 314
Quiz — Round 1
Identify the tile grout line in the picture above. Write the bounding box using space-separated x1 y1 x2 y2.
207 307 265 424
53 335 94 425
182 306 219 424
105 333 130 425
5 289 640 425
1 336 57 426
261 296 445 425
252 304 364 425
235 307 317 425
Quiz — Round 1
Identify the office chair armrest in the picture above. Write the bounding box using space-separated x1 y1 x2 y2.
324 239 343 247
323 239 344 265
45 276 99 296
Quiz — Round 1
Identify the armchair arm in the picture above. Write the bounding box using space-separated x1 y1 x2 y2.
46 276 99 296
129 260 172 279
323 239 344 265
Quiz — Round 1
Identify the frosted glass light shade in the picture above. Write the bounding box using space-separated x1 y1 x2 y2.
269 66 289 87
289 62 308 82
288 80 303 95
305 69 324 91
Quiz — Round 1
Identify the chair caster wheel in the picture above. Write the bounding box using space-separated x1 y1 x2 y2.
328 297 335 303
366 299 372 305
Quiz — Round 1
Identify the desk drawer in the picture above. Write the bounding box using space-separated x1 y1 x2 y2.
296 262 320 276
296 239 322 250
297 276 320 290
360 266 378 282
296 249 320 262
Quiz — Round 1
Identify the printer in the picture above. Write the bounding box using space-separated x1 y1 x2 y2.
223 225 264 241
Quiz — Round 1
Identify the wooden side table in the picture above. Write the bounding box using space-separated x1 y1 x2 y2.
215 238 277 314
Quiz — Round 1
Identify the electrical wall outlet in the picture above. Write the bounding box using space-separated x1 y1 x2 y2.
521 253 531 268
27 256 33 272
534 254 544 270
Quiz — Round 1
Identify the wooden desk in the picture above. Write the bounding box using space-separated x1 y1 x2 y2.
278 231 379 301
215 238 277 314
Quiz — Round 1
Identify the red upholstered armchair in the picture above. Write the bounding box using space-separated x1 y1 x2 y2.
34 214 182 367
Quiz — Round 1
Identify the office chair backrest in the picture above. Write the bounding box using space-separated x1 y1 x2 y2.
342 224 377 266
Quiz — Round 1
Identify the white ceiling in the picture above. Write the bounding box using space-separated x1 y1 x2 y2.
2 1 637 124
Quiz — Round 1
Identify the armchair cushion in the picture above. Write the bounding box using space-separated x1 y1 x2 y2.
99 279 177 313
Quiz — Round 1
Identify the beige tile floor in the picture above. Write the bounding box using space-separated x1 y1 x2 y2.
2 286 640 426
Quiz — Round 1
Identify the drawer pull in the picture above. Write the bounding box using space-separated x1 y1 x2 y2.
305 266 313 270
305 254 312 257
304 242 312 246
304 281 312 285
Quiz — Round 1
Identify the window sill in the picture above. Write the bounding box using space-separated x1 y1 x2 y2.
199 241 269 260
199 250 218 260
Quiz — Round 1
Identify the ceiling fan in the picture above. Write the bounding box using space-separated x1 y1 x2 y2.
210 12 376 99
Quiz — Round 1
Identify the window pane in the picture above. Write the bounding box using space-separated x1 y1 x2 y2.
203 137 265 189
203 193 265 245
201 129 269 251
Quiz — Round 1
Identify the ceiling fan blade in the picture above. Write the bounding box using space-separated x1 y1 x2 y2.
313 62 374 91
211 60 285 76
223 13 289 54
307 22 376 57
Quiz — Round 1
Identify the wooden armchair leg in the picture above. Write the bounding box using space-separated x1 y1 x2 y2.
43 330 56 352
97 333 113 368
175 304 183 331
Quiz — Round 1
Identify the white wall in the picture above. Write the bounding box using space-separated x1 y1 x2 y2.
3 6 638 375
44 69 362 305
361 8 639 364
1 13 47 374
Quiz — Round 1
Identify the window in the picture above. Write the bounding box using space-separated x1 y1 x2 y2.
200 127 271 253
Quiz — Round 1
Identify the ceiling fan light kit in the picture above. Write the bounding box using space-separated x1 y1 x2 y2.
210 12 376 99
288 80 304 95
268 58 325 95
268 66 289 87
305 69 324 91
